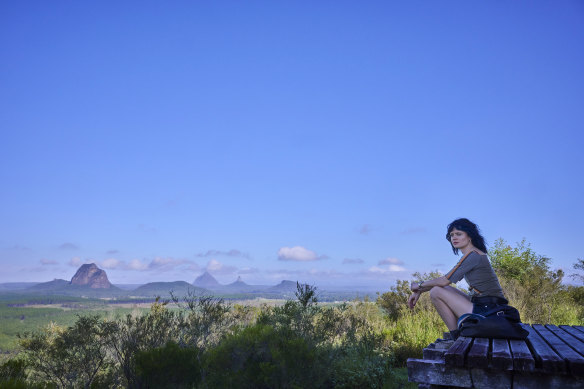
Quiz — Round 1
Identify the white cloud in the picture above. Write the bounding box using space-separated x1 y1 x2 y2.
128 259 149 271
378 257 403 265
101 258 121 269
68 257 88 267
277 246 325 262
368 263 407 274
205 259 237 275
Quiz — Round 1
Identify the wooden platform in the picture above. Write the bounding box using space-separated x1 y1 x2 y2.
407 324 584 389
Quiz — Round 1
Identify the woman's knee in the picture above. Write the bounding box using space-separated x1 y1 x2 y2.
429 285 447 301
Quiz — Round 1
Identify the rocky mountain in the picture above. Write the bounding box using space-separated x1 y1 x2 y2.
193 271 220 289
70 263 112 289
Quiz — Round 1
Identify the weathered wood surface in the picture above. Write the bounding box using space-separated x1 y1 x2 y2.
466 337 488 369
408 324 584 388
521 323 565 374
444 337 473 367
533 324 584 376
491 338 513 370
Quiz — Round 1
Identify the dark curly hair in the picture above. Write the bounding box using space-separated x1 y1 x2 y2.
446 218 488 255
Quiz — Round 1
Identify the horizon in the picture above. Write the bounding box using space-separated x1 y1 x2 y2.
1 2 583 291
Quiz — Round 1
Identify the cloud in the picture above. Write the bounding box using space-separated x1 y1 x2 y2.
195 249 250 259
149 257 189 270
98 256 198 273
343 258 364 264
368 264 407 274
378 257 403 266
277 246 327 262
59 243 79 250
106 249 119 255
40 258 58 265
205 259 237 275
101 258 121 269
68 257 90 267
401 227 427 235
359 224 372 235
128 259 149 271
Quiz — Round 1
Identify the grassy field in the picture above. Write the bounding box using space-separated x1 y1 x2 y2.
0 294 151 354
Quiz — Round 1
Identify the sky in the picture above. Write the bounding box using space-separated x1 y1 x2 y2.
1 1 583 291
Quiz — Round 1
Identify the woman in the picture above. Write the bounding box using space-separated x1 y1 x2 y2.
407 218 507 341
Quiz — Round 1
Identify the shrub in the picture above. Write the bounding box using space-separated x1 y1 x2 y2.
203 324 326 389
134 341 200 389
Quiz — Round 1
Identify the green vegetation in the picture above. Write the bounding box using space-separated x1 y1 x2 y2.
0 239 582 388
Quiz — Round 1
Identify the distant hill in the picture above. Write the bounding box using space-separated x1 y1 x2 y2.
131 282 208 298
193 271 220 289
26 278 126 298
27 279 70 291
269 280 297 292
0 282 40 291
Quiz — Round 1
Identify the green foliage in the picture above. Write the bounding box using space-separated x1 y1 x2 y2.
104 299 181 389
18 315 112 388
204 324 324 389
134 341 200 389
489 238 580 324
489 238 552 282
384 307 444 366
376 280 410 321
571 258 584 284
376 271 442 321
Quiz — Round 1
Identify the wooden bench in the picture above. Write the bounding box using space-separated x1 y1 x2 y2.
407 324 584 388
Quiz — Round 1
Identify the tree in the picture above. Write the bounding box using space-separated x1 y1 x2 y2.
489 238 570 324
571 258 584 284
19 315 113 389
376 271 443 320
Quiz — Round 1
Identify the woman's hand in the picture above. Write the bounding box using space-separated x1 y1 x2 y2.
408 292 421 310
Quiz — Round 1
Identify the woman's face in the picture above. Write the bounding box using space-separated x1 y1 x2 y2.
449 228 472 250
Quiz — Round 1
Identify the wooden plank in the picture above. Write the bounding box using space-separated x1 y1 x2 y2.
407 358 472 388
423 346 446 361
467 337 489 369
444 336 473 367
574 326 584 333
556 326 584 354
533 324 584 376
491 338 513 370
522 323 566 374
509 339 535 371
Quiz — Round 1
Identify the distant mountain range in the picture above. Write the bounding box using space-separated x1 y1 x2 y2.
0 265 311 300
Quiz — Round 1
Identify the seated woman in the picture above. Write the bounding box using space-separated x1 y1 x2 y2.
407 218 507 341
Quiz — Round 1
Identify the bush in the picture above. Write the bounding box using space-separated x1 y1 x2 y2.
204 324 326 389
134 341 200 389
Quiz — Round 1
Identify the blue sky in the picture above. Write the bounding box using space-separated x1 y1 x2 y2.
1 1 583 290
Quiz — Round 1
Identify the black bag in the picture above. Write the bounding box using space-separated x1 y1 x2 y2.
457 305 528 339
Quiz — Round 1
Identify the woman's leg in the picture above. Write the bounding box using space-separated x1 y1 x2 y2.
429 286 472 331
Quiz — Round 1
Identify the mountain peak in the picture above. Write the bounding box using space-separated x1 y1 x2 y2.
70 263 112 289
193 271 220 288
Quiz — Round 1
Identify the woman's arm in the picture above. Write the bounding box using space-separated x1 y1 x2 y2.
410 276 451 293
